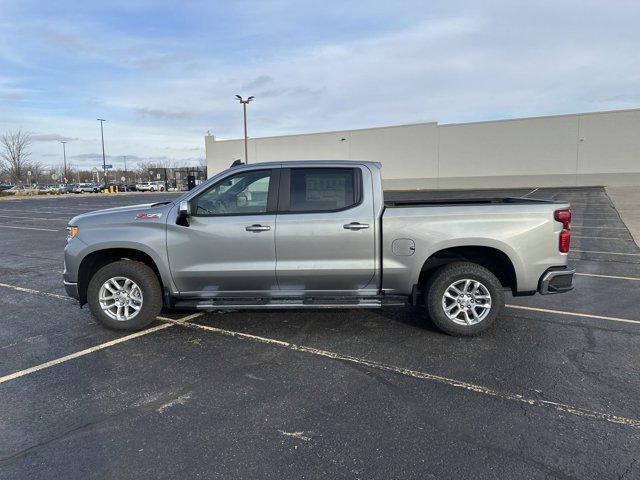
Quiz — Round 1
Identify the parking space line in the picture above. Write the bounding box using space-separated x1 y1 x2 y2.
0 214 70 221
0 313 202 385
506 304 640 325
572 249 640 256
575 272 640 281
161 317 640 428
0 323 174 384
571 226 629 230
0 283 72 300
0 225 60 232
572 235 633 240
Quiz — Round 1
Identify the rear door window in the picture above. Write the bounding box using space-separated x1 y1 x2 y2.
288 168 359 213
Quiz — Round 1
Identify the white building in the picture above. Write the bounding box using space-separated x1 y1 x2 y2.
206 108 640 190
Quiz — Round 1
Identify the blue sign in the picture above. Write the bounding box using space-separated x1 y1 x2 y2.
104 164 113 169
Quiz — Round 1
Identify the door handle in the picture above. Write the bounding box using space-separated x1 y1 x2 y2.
343 222 370 230
245 224 271 232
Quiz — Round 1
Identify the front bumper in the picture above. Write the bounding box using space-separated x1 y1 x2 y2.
538 267 575 294
64 281 79 299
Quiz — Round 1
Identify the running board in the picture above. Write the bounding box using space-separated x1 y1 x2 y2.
173 296 408 311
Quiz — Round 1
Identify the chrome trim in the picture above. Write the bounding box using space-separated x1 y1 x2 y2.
539 268 575 295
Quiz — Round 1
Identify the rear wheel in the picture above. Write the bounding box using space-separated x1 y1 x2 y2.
87 260 163 331
424 262 504 336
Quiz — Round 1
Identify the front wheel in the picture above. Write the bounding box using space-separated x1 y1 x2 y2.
87 260 163 331
424 262 504 336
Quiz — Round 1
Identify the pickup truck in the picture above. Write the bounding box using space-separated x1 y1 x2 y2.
63 160 574 336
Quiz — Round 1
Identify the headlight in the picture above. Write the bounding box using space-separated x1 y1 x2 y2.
66 226 79 242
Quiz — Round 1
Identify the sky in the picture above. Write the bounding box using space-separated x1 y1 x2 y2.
1 0 639 171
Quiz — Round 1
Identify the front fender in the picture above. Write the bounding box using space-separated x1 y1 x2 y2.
64 225 175 295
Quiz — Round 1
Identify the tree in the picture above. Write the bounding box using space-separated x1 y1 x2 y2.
0 130 32 184
28 160 44 184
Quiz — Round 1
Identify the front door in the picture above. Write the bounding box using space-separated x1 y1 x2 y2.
275 167 376 293
167 168 279 296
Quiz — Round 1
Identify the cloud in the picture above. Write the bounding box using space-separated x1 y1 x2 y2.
135 107 195 120
242 75 274 90
31 133 78 142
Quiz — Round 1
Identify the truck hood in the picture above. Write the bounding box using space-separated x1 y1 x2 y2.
69 202 173 226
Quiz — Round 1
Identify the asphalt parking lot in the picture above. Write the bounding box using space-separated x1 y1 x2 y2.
1 187 639 479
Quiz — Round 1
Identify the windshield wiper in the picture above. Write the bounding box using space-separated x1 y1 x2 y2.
150 201 172 207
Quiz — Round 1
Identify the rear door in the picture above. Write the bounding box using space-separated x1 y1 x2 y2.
275 166 376 293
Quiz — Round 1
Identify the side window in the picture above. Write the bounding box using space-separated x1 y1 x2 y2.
289 168 358 212
193 169 272 216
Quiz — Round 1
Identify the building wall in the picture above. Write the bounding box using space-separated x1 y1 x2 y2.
205 108 640 190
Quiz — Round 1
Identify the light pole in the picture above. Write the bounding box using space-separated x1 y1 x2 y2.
97 118 107 189
235 95 254 164
60 141 67 183
123 155 127 184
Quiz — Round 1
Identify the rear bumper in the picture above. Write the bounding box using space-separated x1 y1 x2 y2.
538 267 575 294
64 280 79 300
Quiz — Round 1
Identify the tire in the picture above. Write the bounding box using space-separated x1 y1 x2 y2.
87 260 163 331
424 261 504 336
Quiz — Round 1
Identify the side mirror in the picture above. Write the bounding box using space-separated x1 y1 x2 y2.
179 200 191 217
177 200 191 226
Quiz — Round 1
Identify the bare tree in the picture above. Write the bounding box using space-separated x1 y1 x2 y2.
28 160 45 184
0 130 32 184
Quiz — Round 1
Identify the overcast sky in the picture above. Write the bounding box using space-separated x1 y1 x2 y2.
1 0 639 170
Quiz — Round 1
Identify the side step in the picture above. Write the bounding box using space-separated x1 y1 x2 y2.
173 295 408 311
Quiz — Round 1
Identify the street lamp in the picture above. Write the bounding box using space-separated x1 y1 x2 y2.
97 118 107 189
60 141 67 183
235 95 254 164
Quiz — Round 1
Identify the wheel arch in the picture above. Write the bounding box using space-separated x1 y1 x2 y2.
417 245 519 294
77 248 166 306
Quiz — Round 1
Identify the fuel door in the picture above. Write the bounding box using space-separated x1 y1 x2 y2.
392 238 415 256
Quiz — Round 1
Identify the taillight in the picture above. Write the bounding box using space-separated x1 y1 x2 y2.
554 209 571 253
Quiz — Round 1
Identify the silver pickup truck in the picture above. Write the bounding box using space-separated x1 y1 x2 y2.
63 160 574 336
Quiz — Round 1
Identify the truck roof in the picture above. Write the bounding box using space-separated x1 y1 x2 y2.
229 160 382 169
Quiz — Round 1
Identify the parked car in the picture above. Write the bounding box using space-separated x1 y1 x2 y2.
126 183 138 192
107 181 125 191
135 181 165 192
60 184 75 194
63 160 575 336
74 183 99 193
0 184 14 191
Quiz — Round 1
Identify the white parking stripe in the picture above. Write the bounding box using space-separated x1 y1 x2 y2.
572 249 640 256
572 235 632 240
0 313 203 385
0 214 70 221
506 304 640 325
0 323 174 384
575 272 640 281
571 226 629 230
0 283 71 300
0 225 60 232
163 317 640 428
